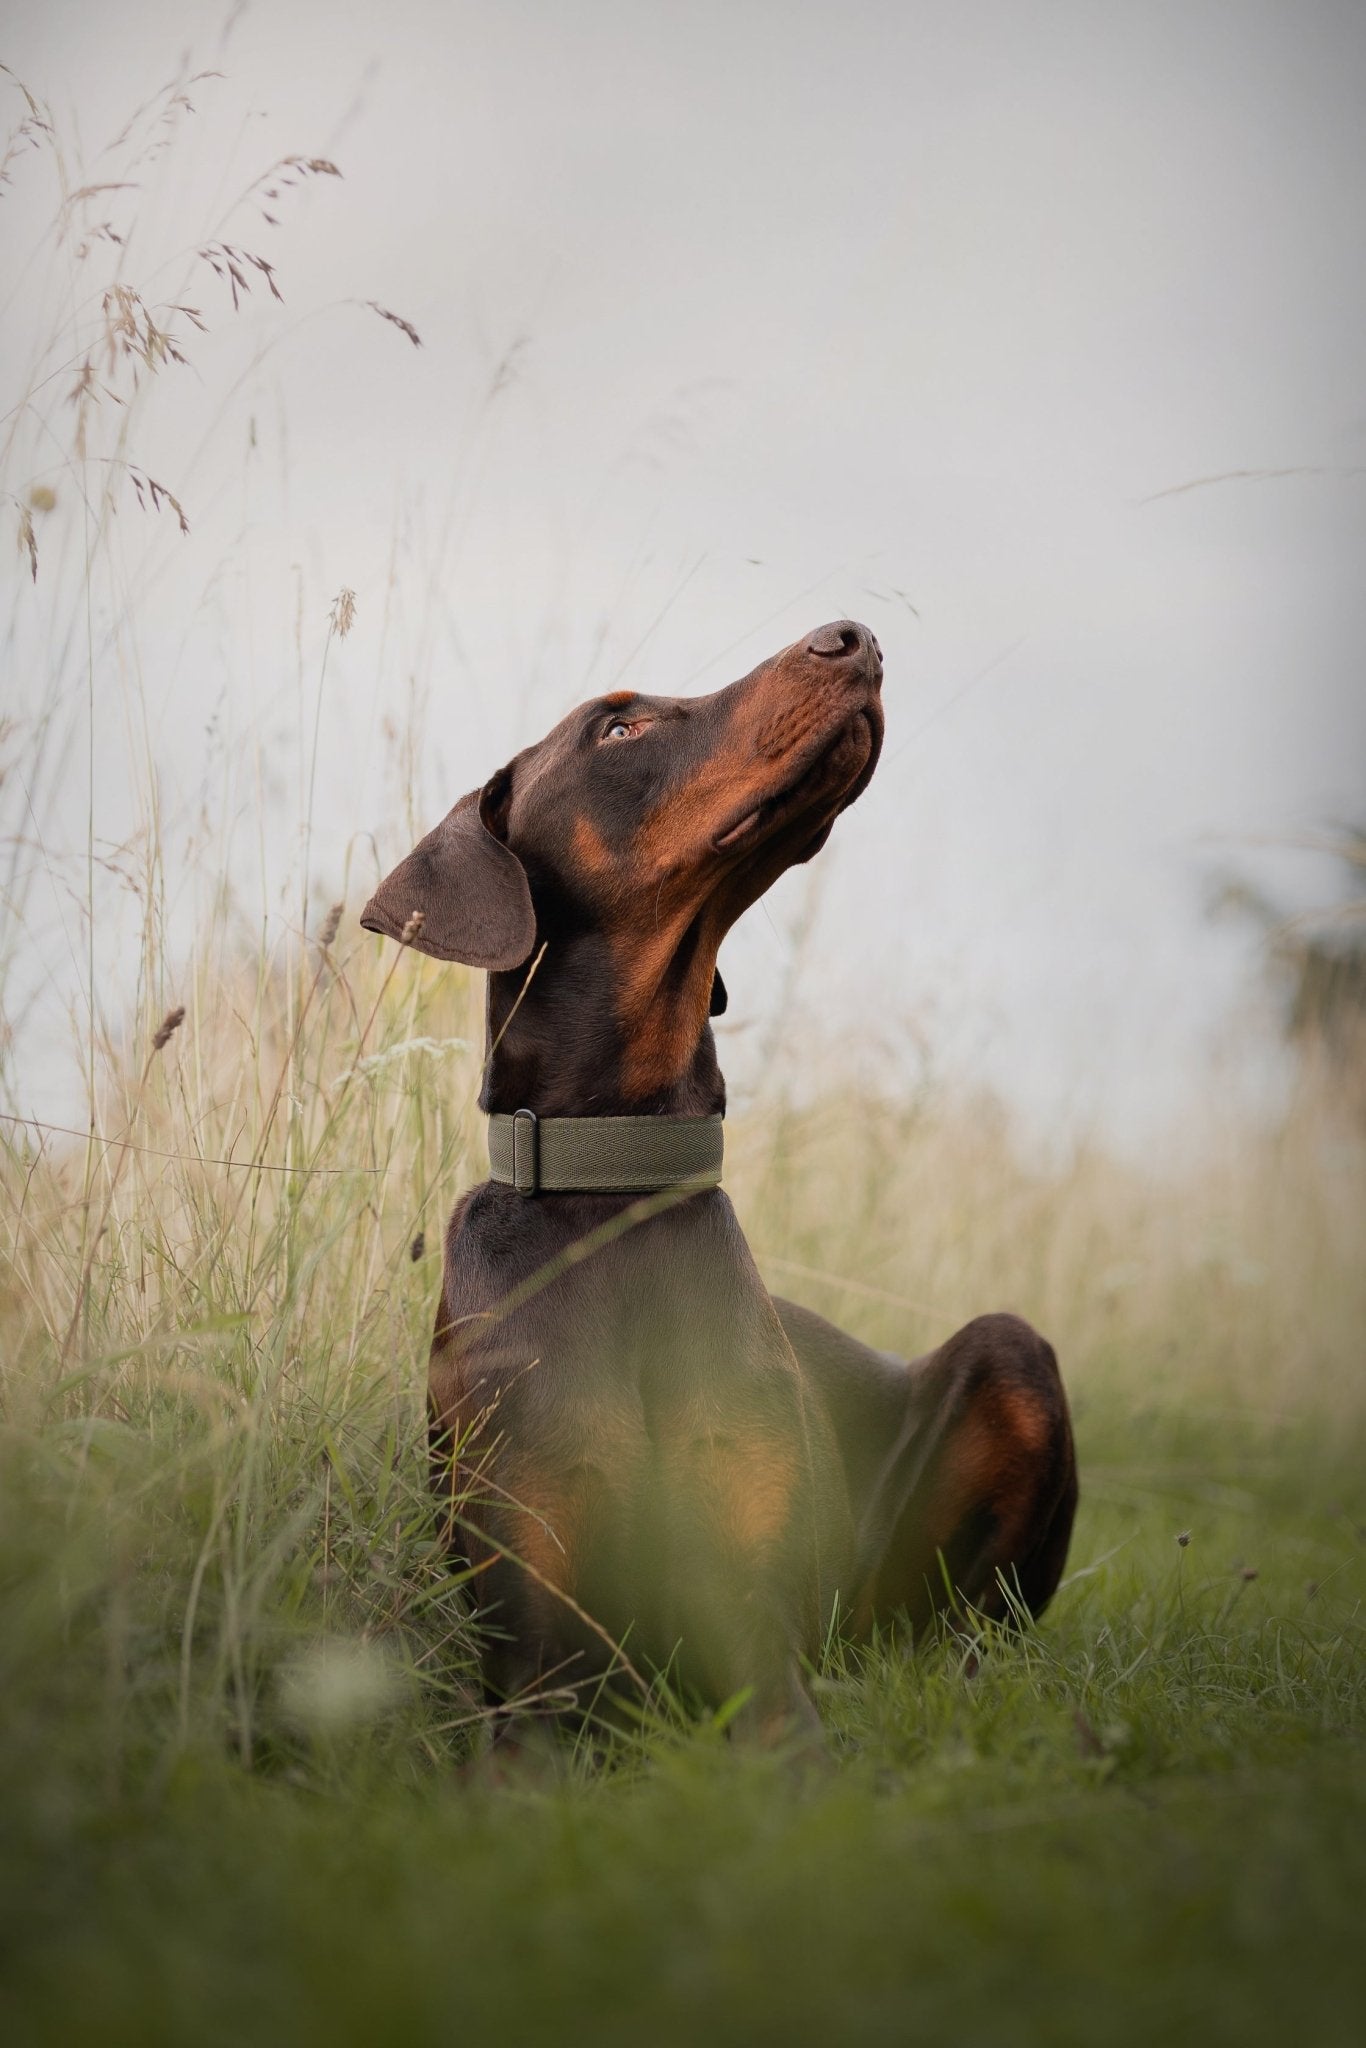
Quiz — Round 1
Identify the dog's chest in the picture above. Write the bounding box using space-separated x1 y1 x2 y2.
441 1185 804 1458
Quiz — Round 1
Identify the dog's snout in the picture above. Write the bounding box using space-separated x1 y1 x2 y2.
805 622 862 659
804 620 882 680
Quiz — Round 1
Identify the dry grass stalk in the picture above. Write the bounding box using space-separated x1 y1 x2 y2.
197 242 284 310
16 501 37 580
151 1005 185 1052
126 467 190 534
5 71 416 584
366 302 423 348
0 62 54 194
330 589 357 640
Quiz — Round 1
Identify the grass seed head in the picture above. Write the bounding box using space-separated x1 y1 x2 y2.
151 1005 186 1052
17 504 37 580
366 301 422 348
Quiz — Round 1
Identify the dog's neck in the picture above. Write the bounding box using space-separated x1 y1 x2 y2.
479 927 726 1120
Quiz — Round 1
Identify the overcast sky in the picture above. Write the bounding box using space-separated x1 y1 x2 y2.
4 1 1364 1148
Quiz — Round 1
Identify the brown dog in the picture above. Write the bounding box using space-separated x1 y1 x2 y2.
362 621 1076 1742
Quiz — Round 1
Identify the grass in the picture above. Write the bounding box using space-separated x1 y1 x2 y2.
0 1388 1361 2048
0 941 1362 2045
2 53 1364 2048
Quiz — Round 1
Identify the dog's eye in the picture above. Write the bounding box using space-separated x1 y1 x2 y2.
601 718 644 744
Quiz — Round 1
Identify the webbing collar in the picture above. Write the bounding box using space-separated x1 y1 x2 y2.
487 1109 723 1196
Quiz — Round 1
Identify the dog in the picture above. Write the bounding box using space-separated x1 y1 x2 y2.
361 620 1077 1744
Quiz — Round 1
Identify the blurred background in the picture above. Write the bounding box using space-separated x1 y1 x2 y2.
2 0 1364 1145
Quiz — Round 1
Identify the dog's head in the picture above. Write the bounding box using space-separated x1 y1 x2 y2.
361 621 884 992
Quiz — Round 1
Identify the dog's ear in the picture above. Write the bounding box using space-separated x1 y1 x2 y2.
708 967 728 1017
360 776 535 969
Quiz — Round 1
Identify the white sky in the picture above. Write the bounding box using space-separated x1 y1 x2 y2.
3 0 1364 1149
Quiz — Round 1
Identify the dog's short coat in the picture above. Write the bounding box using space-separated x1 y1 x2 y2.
362 622 1077 1742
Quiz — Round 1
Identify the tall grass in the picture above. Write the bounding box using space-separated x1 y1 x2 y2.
2 921 1360 1780
1 931 1362 2043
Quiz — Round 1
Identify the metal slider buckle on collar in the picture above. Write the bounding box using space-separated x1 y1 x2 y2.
511 1107 540 1196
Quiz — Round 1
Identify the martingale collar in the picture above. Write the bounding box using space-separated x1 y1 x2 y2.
487 1109 724 1196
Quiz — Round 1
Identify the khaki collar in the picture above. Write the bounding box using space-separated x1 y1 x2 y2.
487 1110 724 1196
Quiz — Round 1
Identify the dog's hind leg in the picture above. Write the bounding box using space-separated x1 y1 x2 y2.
856 1311 1078 1635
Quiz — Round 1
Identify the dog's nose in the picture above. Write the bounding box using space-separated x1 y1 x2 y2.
804 620 882 680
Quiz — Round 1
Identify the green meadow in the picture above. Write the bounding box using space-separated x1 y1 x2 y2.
1 943 1362 2046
